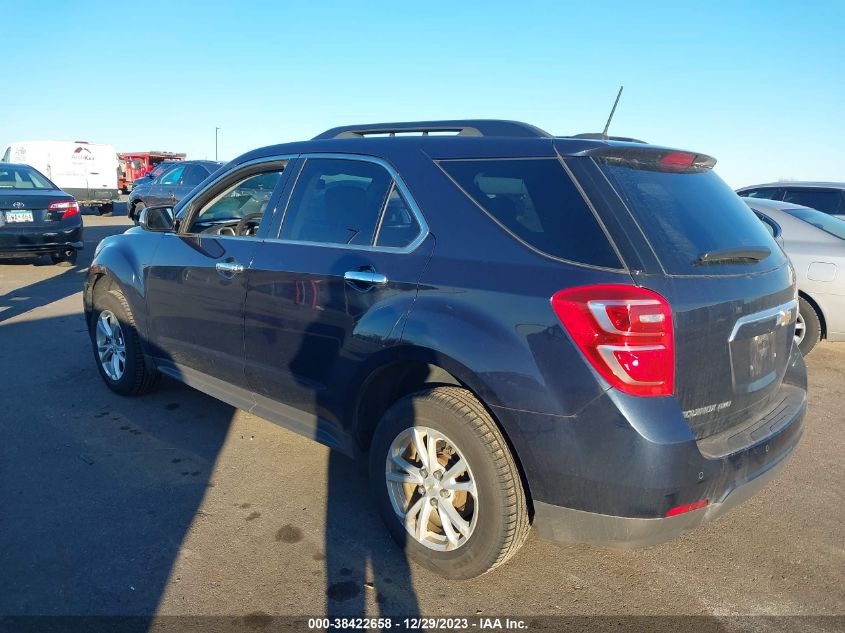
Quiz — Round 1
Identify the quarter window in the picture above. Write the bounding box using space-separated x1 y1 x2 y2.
375 186 421 248
280 158 394 246
439 158 621 268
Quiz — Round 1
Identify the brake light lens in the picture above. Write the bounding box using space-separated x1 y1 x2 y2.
658 151 697 172
666 499 709 517
551 284 674 397
48 200 79 218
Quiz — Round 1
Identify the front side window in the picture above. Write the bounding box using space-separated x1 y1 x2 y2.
159 165 185 185
187 169 284 236
280 158 393 246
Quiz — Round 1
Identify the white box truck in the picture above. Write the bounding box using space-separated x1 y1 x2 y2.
2 140 120 215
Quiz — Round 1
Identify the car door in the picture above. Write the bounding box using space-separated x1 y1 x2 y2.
147 164 185 207
145 158 291 389
243 155 434 448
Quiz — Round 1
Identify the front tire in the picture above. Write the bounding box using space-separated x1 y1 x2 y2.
369 387 530 579
796 296 822 356
130 201 145 223
91 288 160 395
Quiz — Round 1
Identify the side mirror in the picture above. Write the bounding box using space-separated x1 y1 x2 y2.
138 205 175 232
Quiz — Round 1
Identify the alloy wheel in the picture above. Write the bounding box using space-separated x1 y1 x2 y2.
96 310 127 381
385 426 478 551
794 311 806 345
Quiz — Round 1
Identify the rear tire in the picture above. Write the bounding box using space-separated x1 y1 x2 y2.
369 386 530 579
796 296 821 356
100 203 114 217
91 288 160 395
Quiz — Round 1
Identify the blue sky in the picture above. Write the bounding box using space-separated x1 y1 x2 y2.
1 1 842 187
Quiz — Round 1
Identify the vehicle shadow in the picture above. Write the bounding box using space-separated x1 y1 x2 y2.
0 312 235 620
282 270 422 621
0 224 128 324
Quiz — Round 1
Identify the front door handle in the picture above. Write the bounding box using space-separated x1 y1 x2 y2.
344 270 388 286
216 261 244 275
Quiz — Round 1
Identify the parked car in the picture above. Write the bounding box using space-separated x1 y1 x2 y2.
743 197 845 355
0 163 82 265
737 182 845 220
2 140 119 215
127 160 221 221
118 151 186 193
85 120 806 578
129 160 182 191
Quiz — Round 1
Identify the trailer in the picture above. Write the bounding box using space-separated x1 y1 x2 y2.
118 151 186 193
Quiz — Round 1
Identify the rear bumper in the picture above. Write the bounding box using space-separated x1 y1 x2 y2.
533 437 797 547
0 224 83 257
492 346 807 547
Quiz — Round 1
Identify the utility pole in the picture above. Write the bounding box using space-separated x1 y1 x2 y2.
215 127 221 161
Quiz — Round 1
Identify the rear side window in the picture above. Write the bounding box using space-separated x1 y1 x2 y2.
281 158 392 246
599 161 782 275
181 164 209 187
782 189 843 215
439 159 621 268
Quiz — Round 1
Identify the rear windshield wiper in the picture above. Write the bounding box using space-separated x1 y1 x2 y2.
693 246 771 265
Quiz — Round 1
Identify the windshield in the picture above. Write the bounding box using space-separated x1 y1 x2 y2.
0 165 55 190
786 207 845 240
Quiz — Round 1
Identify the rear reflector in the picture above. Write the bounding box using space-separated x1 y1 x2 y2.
551 284 674 397
666 499 709 517
48 200 79 218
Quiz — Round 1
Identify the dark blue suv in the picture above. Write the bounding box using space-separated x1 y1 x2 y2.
84 120 807 578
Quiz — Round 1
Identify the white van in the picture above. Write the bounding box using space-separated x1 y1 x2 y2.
2 140 120 214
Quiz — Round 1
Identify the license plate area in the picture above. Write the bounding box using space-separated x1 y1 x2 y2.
728 301 796 395
4 210 34 223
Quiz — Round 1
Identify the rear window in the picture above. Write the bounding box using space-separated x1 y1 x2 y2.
598 162 782 275
439 158 621 268
0 165 54 190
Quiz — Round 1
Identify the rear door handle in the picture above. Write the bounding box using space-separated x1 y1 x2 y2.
216 261 244 275
344 270 388 286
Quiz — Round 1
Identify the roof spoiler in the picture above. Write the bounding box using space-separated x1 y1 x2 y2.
570 133 648 144
313 120 553 140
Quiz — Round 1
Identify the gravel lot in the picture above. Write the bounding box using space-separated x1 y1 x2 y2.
0 209 843 625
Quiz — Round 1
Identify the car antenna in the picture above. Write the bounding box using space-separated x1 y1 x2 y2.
602 85 624 138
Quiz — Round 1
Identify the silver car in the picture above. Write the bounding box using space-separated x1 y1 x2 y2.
743 197 845 355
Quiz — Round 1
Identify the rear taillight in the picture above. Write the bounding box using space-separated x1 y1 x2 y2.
48 200 79 218
551 284 674 397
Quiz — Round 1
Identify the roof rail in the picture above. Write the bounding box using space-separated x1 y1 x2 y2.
312 119 552 140
570 132 647 144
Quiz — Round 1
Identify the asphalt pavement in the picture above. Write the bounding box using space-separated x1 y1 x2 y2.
0 207 843 626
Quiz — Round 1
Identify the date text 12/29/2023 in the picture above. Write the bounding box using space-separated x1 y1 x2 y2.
307 617 528 630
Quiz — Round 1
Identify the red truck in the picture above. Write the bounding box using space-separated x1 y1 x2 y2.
117 151 186 193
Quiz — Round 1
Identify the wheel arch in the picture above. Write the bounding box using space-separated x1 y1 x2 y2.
351 346 536 517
